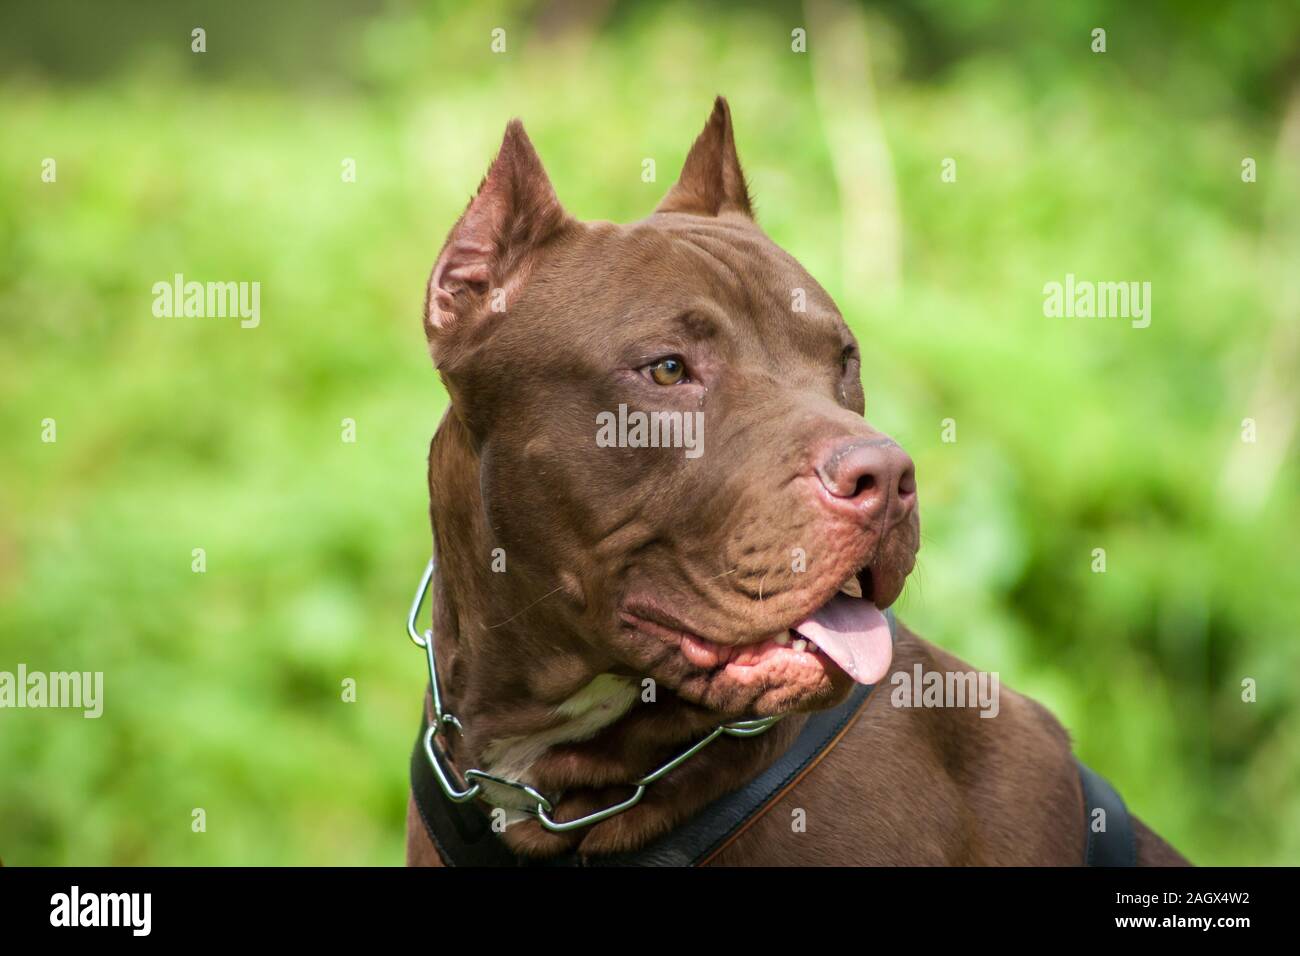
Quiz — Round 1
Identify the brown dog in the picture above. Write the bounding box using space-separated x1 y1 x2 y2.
406 98 1188 866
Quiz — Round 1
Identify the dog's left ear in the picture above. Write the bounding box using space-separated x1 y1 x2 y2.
655 96 753 218
425 119 571 352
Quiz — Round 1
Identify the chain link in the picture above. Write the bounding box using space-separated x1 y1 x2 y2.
407 558 783 833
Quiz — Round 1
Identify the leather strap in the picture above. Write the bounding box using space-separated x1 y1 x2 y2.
411 680 877 867
1077 758 1137 866
410 617 1138 867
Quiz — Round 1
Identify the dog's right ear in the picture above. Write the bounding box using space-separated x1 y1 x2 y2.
424 120 570 357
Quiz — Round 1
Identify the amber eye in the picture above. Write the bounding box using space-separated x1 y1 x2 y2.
648 356 687 386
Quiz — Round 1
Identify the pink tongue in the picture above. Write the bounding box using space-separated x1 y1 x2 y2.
793 593 893 685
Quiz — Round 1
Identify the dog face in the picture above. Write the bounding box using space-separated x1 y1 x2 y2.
425 99 919 718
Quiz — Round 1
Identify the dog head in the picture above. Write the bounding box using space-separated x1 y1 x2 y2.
424 98 919 719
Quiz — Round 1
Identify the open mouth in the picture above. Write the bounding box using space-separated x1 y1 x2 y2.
779 567 893 685
623 566 894 691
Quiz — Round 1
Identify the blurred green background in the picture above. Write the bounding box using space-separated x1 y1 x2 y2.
2 0 1297 866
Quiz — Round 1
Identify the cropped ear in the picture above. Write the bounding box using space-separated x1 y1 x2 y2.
655 96 753 218
425 120 571 348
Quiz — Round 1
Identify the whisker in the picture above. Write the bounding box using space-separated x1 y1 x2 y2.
488 584 565 629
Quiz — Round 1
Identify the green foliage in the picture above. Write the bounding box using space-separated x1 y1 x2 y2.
1 1 1296 865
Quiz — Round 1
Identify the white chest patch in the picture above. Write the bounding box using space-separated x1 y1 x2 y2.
479 674 639 823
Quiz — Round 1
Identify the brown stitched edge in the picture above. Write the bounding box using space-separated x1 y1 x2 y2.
696 687 875 866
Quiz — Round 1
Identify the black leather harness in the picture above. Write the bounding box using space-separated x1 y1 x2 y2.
412 679 878 866
1077 757 1137 866
410 677 1137 867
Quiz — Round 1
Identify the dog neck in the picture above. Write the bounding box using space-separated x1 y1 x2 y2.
424 411 802 858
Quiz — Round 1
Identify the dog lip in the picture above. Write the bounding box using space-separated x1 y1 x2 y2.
619 604 782 652
619 604 717 645
623 606 839 677
621 566 879 648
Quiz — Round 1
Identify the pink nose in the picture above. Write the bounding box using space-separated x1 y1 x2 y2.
815 438 916 521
